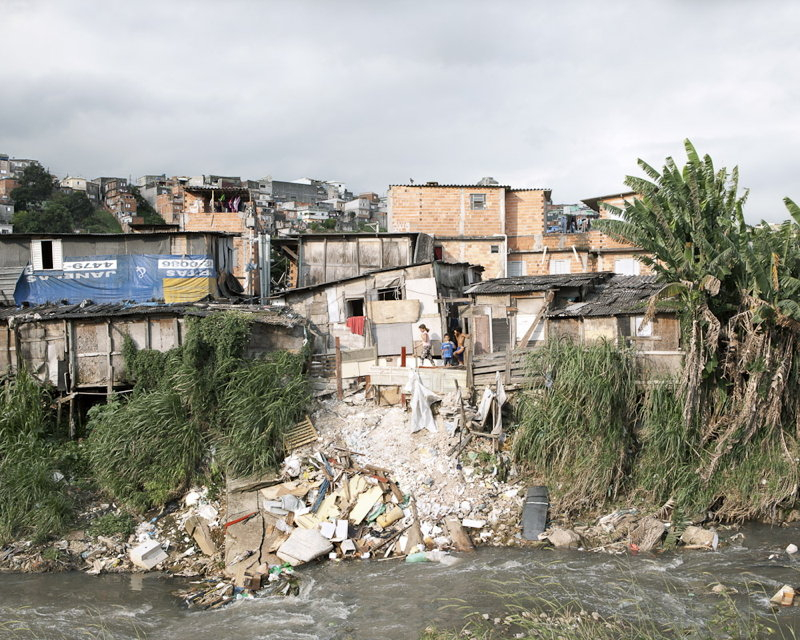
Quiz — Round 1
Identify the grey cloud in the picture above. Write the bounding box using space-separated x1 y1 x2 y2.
1 0 800 222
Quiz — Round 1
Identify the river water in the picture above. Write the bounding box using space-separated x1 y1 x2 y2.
2 523 800 640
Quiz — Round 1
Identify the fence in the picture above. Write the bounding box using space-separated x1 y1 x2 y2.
469 348 532 388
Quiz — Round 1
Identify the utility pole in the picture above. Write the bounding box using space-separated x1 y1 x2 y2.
258 233 271 305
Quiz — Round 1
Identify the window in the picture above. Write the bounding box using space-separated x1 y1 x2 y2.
346 298 364 318
470 193 486 210
507 260 524 277
377 287 402 301
433 246 443 260
31 239 63 270
490 245 499 254
549 259 570 275
614 258 641 275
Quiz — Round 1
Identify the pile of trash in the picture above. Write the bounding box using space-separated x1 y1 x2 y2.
220 448 473 598
0 488 226 580
308 381 526 548
535 507 726 554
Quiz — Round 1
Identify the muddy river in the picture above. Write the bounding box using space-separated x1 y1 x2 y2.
2 523 800 639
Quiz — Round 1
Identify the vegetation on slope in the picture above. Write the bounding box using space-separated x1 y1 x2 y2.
514 141 800 520
0 311 309 544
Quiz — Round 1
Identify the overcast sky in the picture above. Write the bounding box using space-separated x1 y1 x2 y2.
3 0 799 221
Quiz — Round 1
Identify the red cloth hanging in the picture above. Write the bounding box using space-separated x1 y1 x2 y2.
345 315 365 336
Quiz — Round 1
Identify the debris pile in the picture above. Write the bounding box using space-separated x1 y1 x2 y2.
222 447 472 593
0 488 226 578
307 384 526 549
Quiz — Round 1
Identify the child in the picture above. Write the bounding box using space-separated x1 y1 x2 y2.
453 327 469 366
418 324 436 366
440 333 456 367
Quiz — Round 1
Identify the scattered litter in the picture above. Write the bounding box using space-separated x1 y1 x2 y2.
680 526 719 551
541 528 582 549
129 540 167 570
770 585 796 607
405 371 440 434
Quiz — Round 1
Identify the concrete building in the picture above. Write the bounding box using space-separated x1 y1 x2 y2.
0 177 18 198
580 192 650 275
0 197 14 223
0 155 37 179
59 176 101 205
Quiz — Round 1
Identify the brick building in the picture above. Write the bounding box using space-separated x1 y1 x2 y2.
181 184 255 292
581 192 651 275
387 181 649 278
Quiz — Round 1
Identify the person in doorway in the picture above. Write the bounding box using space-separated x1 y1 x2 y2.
453 327 469 366
440 333 456 367
418 324 436 366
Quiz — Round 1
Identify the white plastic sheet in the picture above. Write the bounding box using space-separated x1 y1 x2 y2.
404 370 440 433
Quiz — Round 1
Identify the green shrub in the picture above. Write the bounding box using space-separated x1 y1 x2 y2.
86 391 203 512
87 512 136 538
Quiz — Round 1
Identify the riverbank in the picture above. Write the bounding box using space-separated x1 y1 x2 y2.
3 387 797 586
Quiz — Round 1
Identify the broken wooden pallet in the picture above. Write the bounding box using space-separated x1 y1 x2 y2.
284 416 319 451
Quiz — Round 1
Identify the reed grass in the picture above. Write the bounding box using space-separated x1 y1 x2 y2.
0 370 72 544
86 391 203 512
513 339 637 510
214 350 310 477
86 312 310 511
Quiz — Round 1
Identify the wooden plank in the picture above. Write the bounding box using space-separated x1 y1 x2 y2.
445 516 475 552
284 416 319 451
335 337 343 400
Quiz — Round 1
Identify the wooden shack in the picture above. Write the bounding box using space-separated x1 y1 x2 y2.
0 303 307 393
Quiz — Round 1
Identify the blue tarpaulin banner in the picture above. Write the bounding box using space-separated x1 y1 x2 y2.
14 254 217 305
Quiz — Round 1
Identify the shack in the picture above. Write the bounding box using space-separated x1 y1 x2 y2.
272 232 435 289
463 273 682 384
461 273 606 353
0 232 240 305
0 303 307 396
546 274 682 375
271 261 482 361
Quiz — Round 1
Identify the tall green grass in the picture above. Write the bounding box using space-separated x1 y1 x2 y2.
214 351 309 477
86 391 203 512
0 370 72 544
87 312 310 512
513 339 637 510
514 338 800 520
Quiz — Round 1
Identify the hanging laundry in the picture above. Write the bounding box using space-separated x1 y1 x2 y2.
345 315 365 336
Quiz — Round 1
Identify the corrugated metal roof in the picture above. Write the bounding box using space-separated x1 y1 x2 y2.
0 302 305 327
465 272 612 295
547 275 663 318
